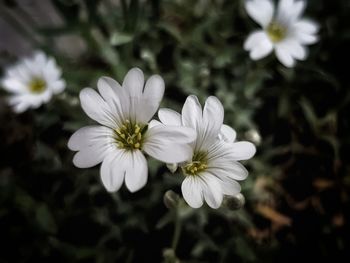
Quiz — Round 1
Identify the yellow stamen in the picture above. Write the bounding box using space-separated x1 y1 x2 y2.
114 119 146 151
266 21 287 43
182 151 208 176
29 78 46 93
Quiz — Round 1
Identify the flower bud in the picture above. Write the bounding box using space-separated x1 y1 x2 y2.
245 129 261 145
163 248 179 263
223 193 245 210
163 190 180 209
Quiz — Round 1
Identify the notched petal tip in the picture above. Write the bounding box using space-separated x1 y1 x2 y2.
181 177 204 209
67 134 77 151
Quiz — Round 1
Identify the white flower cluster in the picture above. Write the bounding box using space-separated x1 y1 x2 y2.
0 0 320 208
68 68 256 209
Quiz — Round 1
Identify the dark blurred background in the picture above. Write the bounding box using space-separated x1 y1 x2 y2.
0 0 350 262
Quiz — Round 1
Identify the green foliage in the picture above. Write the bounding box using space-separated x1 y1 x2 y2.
0 0 349 262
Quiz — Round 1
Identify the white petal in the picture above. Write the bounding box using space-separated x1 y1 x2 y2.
212 141 256 162
248 33 274 60
72 142 112 168
245 0 274 27
97 77 126 124
230 142 256 161
43 58 61 81
218 176 241 196
148 119 162 129
181 95 202 130
122 67 144 98
143 138 193 163
50 80 66 94
68 125 113 151
181 176 203 208
13 102 30 113
143 74 165 104
275 43 296 67
38 90 52 105
207 159 249 181
8 92 49 111
144 125 196 162
297 34 318 45
277 0 305 24
219 124 236 142
125 150 148 192
145 124 196 144
292 19 319 45
98 76 121 100
200 173 223 209
279 39 307 60
33 51 47 68
8 95 30 113
244 30 266 50
201 96 224 145
79 88 118 128
100 152 125 192
293 19 319 34
128 74 165 124
130 96 159 124
15 64 31 83
1 78 27 93
23 58 41 77
158 108 182 126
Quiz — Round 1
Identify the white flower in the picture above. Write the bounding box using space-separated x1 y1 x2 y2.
244 0 319 67
1 51 65 113
158 95 256 209
68 68 196 193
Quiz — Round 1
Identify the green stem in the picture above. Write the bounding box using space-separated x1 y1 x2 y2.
171 209 182 252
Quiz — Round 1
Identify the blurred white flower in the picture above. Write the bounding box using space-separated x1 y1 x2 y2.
158 96 256 209
244 0 319 67
1 51 65 113
68 68 196 193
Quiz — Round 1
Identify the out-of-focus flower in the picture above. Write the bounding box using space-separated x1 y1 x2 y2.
244 0 319 67
158 96 256 209
68 68 196 193
1 51 65 113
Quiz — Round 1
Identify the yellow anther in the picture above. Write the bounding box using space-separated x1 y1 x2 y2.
114 121 146 150
29 78 46 93
267 21 287 43
182 151 208 176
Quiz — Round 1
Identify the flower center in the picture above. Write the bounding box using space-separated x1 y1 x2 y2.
29 78 46 93
114 120 146 150
266 21 287 43
183 151 208 176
